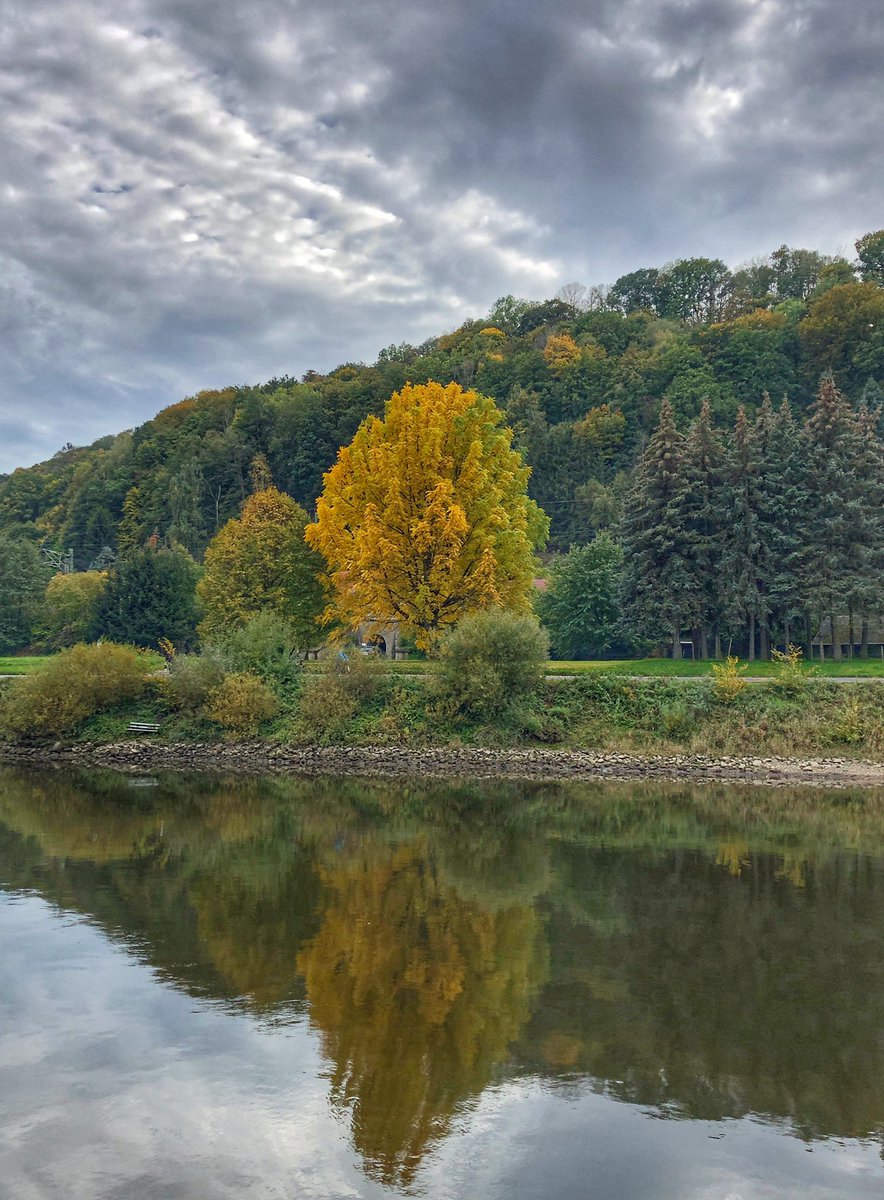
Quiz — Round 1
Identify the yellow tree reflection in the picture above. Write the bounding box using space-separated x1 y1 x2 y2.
297 839 547 1188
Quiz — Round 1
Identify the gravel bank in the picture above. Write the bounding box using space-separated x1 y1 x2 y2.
1 741 882 788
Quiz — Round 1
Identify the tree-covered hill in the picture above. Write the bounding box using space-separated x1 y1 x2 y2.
1 235 882 564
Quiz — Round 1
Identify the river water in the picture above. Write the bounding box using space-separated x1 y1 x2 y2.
0 766 883 1199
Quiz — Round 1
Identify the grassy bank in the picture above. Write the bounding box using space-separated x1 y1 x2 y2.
4 669 882 761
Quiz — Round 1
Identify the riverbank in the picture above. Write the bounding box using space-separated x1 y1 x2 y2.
2 740 883 789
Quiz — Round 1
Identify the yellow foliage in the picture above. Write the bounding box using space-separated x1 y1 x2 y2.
710 656 748 702
480 326 505 338
297 841 547 1186
205 672 278 733
305 382 548 650
542 333 582 375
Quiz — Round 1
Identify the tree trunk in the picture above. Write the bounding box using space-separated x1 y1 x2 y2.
748 612 756 662
831 613 842 662
804 614 813 661
699 626 709 660
760 620 770 661
714 627 722 660
783 619 790 655
848 607 855 660
861 618 869 659
672 623 682 660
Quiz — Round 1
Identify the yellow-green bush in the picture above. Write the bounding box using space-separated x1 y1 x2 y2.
710 656 748 703
0 642 149 738
204 672 278 734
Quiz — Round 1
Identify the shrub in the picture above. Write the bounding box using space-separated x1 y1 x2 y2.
216 611 303 696
204 672 279 734
770 644 815 695
165 649 227 712
0 642 149 738
294 652 389 742
710 656 748 703
435 609 549 721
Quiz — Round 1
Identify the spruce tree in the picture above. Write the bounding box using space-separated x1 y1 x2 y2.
680 397 727 657
847 401 884 656
802 375 857 661
721 407 762 659
763 399 811 653
621 399 697 657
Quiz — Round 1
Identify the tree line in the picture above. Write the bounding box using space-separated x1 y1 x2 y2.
0 233 881 658
620 377 883 660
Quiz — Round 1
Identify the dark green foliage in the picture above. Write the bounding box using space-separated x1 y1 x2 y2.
0 534 51 652
95 543 201 650
621 399 698 656
537 534 625 658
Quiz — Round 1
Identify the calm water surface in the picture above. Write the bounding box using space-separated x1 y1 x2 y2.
1 767 883 1199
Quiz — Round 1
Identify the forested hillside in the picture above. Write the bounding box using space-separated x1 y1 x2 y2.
1 235 882 566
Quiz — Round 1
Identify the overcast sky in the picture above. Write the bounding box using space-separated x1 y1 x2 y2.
1 0 882 472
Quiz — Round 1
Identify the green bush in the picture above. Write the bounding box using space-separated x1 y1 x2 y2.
294 652 389 742
204 672 279 734
215 611 303 696
435 609 549 721
0 642 150 738
164 649 227 711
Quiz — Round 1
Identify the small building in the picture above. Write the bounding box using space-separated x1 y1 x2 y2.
812 616 884 658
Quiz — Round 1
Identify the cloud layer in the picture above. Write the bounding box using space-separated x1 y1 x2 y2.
1 0 882 469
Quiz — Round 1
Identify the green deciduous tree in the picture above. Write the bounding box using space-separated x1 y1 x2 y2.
537 534 625 659
198 487 326 648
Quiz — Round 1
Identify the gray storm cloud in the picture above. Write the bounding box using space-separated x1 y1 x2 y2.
0 0 882 470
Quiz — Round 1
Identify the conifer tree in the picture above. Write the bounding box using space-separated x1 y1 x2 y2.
762 399 811 652
95 542 201 649
802 375 857 660
680 397 727 657
847 401 884 656
621 399 697 657
721 407 762 659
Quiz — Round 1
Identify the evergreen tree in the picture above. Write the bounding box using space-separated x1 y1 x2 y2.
721 408 763 659
680 398 728 657
846 401 884 656
801 375 861 660
0 534 51 652
621 400 697 657
762 399 811 652
95 543 201 649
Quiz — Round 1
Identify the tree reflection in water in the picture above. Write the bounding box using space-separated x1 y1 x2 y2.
1 767 883 1185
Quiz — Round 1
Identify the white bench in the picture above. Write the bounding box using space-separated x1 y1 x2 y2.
127 721 161 734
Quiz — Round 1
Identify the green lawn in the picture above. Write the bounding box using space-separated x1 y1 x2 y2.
542 657 884 678
306 655 884 678
0 656 51 675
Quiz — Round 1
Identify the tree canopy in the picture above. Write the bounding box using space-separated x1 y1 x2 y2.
306 382 548 649
197 486 327 647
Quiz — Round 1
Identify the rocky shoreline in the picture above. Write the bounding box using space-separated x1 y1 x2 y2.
1 740 883 788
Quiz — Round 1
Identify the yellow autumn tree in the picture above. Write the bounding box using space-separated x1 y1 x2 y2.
305 382 548 649
197 486 326 645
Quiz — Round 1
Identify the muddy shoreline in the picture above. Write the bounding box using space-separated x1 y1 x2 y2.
1 740 883 788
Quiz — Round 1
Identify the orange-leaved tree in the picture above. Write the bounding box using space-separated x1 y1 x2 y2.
305 382 548 649
197 486 326 646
